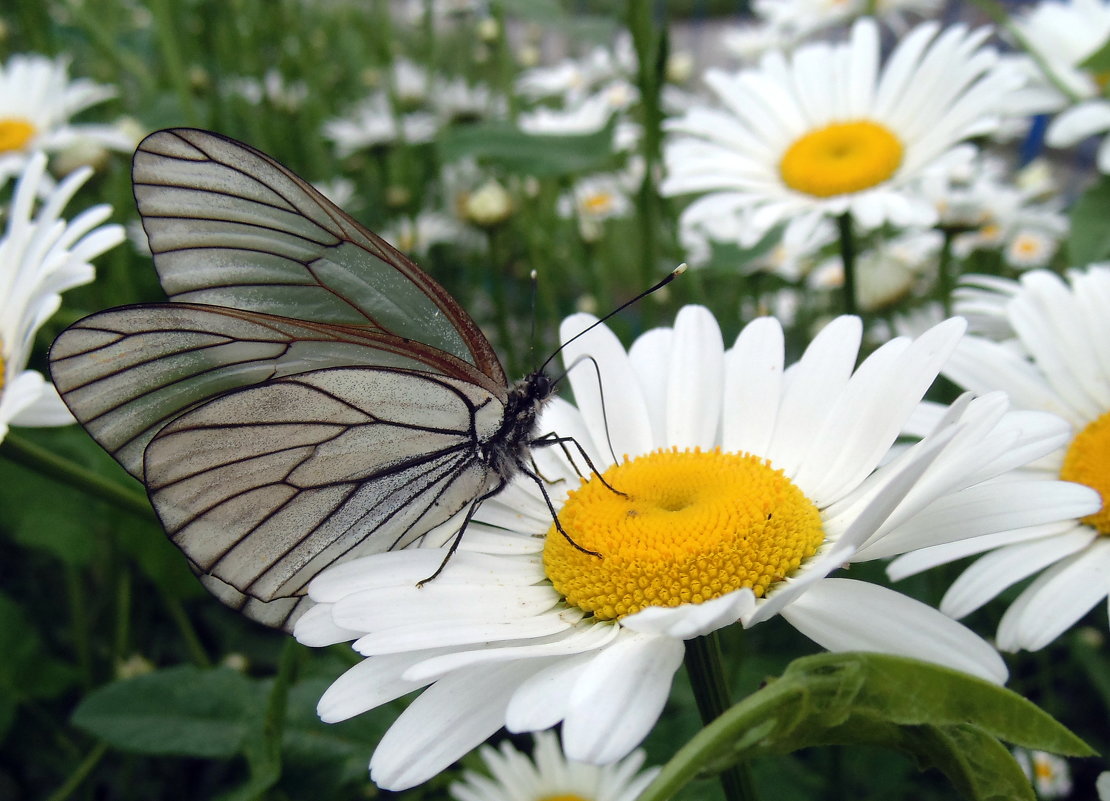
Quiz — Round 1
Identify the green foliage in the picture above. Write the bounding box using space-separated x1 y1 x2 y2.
640 652 1095 801
1068 176 1110 264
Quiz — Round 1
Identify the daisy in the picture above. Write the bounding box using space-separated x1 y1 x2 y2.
323 93 438 156
661 18 1023 247
1008 0 1110 171
889 267 1110 651
0 53 134 188
449 730 658 801
1014 749 1073 799
0 153 124 442
556 173 634 242
295 306 1096 790
810 229 941 312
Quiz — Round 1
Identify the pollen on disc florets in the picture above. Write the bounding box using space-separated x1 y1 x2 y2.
1060 410 1110 534
0 119 36 153
779 120 904 198
543 447 826 620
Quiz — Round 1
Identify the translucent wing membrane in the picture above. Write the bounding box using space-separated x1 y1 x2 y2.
50 304 500 479
133 128 505 385
144 367 506 606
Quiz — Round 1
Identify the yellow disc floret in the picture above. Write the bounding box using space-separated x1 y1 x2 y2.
0 119 36 153
779 120 904 198
543 448 825 620
1060 410 1110 534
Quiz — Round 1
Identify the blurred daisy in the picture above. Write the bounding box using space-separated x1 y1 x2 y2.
295 306 1095 790
1008 0 1110 171
557 173 633 242
324 93 438 156
889 267 1110 651
518 82 638 137
450 730 658 801
0 53 134 188
0 153 124 441
810 229 941 312
380 209 481 257
515 36 636 103
662 19 1022 247
1014 749 1072 799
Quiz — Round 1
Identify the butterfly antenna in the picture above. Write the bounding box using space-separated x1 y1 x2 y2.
528 269 539 361
538 263 687 374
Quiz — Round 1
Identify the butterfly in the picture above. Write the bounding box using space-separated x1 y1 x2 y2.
49 128 562 630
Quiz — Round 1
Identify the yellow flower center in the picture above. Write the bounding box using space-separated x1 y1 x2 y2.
779 120 904 198
1060 410 1110 534
543 448 825 620
0 118 37 153
583 191 615 216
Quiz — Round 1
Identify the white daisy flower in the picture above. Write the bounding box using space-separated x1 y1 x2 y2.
379 209 481 257
518 82 638 137
324 93 438 156
0 152 124 441
889 267 1110 651
556 173 633 242
1008 0 1110 171
1014 749 1073 799
810 229 941 312
450 730 658 801
0 53 134 189
295 306 1095 790
661 19 1023 247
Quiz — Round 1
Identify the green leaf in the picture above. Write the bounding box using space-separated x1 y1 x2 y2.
71 666 266 758
1068 176 1110 264
0 592 77 715
1079 36 1110 72
437 122 616 177
638 652 1095 801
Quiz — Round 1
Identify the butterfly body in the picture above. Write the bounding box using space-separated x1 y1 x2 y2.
50 128 555 629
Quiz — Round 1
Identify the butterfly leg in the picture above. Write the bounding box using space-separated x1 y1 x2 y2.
517 458 602 559
531 433 627 497
416 479 508 586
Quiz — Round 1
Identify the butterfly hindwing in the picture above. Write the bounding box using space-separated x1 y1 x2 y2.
143 366 507 603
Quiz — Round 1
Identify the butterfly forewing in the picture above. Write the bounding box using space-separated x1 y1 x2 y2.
142 367 507 602
133 128 505 385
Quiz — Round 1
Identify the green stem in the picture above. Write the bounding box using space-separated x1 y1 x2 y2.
42 742 109 801
937 227 956 317
149 0 199 125
836 212 858 317
0 433 155 522
684 632 758 801
161 589 212 668
628 0 666 289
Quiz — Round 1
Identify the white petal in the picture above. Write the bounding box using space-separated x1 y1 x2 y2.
560 313 654 465
941 528 1096 618
766 316 861 475
628 327 671 443
371 660 540 790
665 306 724 449
293 603 361 647
887 520 1076 579
505 651 595 732
354 609 579 655
563 632 684 764
721 316 784 456
782 578 1007 683
1045 100 1110 146
8 380 75 426
316 652 433 723
996 539 1110 651
621 589 755 639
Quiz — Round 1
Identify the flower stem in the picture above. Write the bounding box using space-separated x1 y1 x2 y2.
938 227 956 317
836 212 858 317
42 742 108 801
0 432 155 521
685 632 759 801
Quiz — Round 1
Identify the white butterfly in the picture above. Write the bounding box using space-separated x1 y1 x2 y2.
50 129 558 630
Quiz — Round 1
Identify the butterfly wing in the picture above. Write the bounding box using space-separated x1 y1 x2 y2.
142 366 507 608
132 127 506 387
